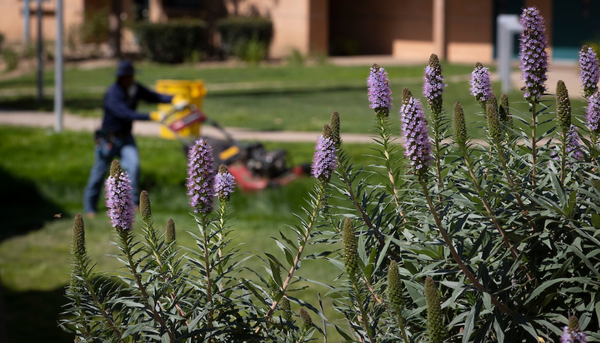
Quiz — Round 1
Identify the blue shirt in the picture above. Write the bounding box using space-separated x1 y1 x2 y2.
101 82 173 134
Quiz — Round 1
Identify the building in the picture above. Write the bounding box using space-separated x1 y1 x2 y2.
1 0 598 63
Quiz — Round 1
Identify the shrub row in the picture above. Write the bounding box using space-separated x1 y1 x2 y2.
134 20 207 64
134 17 272 63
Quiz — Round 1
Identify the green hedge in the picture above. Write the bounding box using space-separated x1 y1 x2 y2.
216 17 272 58
134 20 207 64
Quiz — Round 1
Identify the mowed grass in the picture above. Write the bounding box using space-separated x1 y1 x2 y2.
0 126 388 342
0 62 588 136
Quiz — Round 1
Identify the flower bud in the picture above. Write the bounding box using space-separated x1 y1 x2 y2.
556 80 572 132
402 87 412 105
342 218 359 281
453 102 468 149
425 276 444 343
166 218 176 244
299 308 313 329
322 124 333 141
487 103 502 140
387 260 403 311
72 213 86 257
330 111 341 149
110 159 122 178
140 190 152 222
562 315 587 343
280 297 292 322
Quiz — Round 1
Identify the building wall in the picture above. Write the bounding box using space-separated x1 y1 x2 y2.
0 0 85 44
329 0 432 56
446 0 493 63
223 0 328 58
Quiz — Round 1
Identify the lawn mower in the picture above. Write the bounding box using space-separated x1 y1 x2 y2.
160 104 311 191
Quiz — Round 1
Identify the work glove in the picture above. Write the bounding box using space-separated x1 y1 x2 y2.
149 111 166 122
173 100 190 111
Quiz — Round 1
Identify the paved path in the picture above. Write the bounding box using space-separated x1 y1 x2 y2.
0 110 375 143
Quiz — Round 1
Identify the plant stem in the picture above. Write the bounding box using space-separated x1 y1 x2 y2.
494 140 539 232
143 221 189 322
531 101 537 186
378 116 402 208
561 128 567 185
257 181 326 332
393 306 409 343
352 281 374 343
337 149 401 261
431 108 444 203
119 230 175 341
77 256 125 342
200 215 214 332
418 177 512 316
461 148 532 280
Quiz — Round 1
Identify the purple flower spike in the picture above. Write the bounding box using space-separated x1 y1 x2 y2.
561 326 587 343
469 62 493 105
587 92 600 133
312 135 337 181
520 7 549 102
187 139 215 214
579 45 599 98
367 64 393 116
561 316 587 343
215 165 236 202
400 96 432 175
555 125 584 163
566 125 584 161
423 54 446 114
106 171 135 231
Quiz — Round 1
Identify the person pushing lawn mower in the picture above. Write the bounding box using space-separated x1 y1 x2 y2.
83 60 187 218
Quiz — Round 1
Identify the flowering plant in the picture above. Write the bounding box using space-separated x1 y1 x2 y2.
62 7 600 342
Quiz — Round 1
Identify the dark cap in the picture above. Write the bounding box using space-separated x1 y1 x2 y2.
116 60 135 77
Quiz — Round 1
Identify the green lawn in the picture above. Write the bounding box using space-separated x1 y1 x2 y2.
0 62 587 136
0 126 385 342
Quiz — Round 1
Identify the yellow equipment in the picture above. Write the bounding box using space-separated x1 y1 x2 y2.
155 80 207 139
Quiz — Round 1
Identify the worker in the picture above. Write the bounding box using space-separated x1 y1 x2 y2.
83 60 186 218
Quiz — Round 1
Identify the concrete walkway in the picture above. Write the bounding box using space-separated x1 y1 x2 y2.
0 110 375 143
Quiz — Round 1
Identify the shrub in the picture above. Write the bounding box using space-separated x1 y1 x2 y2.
61 7 600 343
134 20 207 64
216 17 272 59
287 48 305 66
2 48 18 71
0 33 4 52
235 35 267 63
80 7 109 45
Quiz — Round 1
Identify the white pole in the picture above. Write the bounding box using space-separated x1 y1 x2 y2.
54 0 63 133
36 0 43 102
23 0 30 44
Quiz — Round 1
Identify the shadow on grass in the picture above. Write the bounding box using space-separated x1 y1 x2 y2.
2 284 73 343
0 168 65 242
0 95 103 113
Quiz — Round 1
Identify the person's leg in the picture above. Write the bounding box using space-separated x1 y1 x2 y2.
119 135 141 206
83 139 114 215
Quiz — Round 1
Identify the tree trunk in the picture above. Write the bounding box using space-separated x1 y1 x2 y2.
108 0 121 58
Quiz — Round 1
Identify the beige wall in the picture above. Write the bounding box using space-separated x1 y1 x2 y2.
0 0 85 43
223 0 327 58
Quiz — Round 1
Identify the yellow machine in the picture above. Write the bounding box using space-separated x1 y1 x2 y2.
155 80 207 139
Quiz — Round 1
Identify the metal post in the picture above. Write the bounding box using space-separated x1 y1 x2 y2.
496 15 522 94
23 0 30 44
36 0 43 102
54 0 63 133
